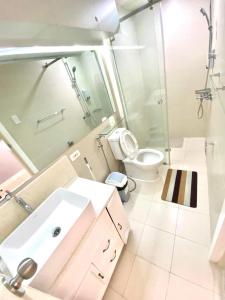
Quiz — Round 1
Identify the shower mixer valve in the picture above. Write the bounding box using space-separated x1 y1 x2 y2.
195 88 212 101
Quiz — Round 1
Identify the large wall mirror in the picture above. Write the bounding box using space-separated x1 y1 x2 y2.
0 51 115 198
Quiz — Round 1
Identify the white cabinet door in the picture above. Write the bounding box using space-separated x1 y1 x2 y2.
107 191 130 244
75 264 106 300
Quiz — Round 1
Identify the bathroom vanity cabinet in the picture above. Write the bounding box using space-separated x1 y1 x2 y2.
31 178 130 300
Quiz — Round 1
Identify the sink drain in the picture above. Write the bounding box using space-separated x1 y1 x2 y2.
52 227 61 237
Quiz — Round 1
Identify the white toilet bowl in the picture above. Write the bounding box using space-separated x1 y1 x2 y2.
124 149 164 181
108 128 164 181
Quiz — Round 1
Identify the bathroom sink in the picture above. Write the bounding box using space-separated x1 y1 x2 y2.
0 188 95 281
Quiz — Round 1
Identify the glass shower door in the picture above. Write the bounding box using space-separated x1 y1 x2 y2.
112 3 170 163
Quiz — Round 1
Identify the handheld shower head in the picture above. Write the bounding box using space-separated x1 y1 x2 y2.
200 8 207 16
72 66 76 74
200 8 210 27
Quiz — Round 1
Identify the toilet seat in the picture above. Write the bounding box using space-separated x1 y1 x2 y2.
108 127 164 181
120 130 138 159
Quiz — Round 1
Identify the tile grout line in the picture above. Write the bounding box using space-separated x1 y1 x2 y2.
120 249 138 298
169 271 216 293
128 211 211 249
169 203 179 274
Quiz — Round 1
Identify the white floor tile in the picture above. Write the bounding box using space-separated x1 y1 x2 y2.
166 274 214 300
146 201 178 234
198 172 208 188
124 256 169 300
183 137 205 152
160 165 169 180
134 180 156 196
137 225 174 271
153 188 179 209
103 288 125 300
176 209 211 246
185 151 206 165
125 220 144 254
170 149 186 164
124 194 152 223
171 237 216 290
109 250 135 296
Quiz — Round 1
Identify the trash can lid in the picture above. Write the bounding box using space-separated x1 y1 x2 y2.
105 172 127 188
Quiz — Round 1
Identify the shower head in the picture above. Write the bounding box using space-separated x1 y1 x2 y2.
200 8 210 27
72 66 76 74
200 8 207 16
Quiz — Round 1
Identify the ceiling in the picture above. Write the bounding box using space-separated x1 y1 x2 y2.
0 0 119 47
115 0 148 12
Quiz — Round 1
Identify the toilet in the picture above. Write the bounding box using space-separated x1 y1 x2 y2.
108 128 164 181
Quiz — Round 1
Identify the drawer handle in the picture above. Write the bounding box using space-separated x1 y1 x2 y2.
110 250 117 262
117 223 122 230
103 239 110 253
98 272 104 279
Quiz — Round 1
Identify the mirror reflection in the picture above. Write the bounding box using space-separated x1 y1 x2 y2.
0 51 114 196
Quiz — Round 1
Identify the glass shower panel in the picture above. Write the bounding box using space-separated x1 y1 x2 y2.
112 3 170 163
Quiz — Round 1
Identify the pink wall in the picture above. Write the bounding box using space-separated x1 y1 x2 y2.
0 140 24 183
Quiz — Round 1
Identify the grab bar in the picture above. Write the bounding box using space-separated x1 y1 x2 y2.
37 108 65 125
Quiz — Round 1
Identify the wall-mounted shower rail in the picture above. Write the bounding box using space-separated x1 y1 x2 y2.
42 58 61 69
120 0 161 22
62 59 95 122
37 108 65 125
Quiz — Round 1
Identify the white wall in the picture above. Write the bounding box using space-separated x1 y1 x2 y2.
162 0 209 140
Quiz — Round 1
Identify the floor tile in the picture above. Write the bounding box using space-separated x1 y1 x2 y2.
103 288 125 300
137 225 174 271
183 137 205 152
109 250 135 296
146 201 178 234
176 209 211 246
124 256 169 300
125 220 144 254
134 180 156 196
160 165 169 180
170 148 186 164
166 274 214 300
124 194 152 223
184 151 206 165
153 187 179 209
171 237 215 290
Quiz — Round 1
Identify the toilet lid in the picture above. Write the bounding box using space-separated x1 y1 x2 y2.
120 130 138 158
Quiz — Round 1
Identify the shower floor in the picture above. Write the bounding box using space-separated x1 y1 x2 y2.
104 138 224 300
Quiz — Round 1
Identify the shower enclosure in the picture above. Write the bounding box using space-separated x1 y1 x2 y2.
111 2 170 163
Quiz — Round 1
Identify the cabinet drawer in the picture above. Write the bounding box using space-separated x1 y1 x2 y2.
93 210 121 275
74 264 106 300
107 191 130 243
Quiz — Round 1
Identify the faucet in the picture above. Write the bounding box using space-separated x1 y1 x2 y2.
3 191 34 214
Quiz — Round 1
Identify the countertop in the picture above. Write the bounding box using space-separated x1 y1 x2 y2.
66 177 115 216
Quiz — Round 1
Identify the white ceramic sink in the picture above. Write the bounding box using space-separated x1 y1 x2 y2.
0 188 95 281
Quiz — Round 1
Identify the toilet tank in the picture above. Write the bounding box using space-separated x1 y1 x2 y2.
107 128 126 160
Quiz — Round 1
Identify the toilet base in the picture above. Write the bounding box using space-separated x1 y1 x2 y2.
124 162 160 181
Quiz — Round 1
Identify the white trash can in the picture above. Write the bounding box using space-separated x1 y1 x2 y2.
105 172 130 203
